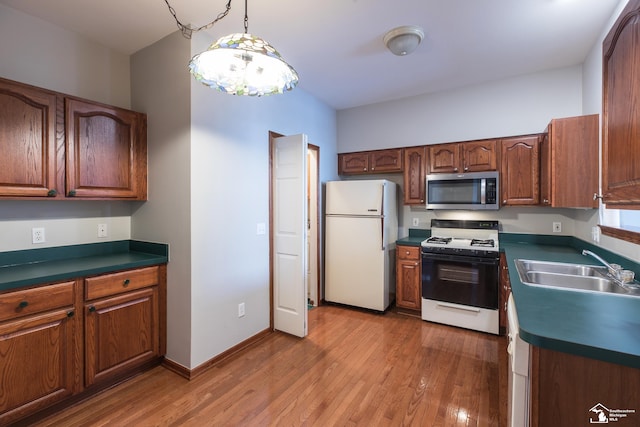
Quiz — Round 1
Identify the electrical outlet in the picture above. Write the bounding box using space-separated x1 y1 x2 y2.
412 218 420 227
98 223 108 238
32 227 45 244
553 222 562 233
238 302 246 317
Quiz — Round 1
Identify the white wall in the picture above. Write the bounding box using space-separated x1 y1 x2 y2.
130 31 193 368
0 4 133 252
131 31 338 369
0 4 130 109
337 66 582 152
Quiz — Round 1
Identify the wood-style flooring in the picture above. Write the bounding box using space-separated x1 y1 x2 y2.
33 305 507 426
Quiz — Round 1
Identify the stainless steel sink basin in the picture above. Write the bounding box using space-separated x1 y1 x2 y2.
515 259 607 277
514 259 640 297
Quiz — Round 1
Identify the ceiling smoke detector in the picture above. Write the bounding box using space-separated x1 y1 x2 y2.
383 25 425 56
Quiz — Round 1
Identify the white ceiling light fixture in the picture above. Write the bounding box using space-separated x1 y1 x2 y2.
383 25 425 56
164 0 298 96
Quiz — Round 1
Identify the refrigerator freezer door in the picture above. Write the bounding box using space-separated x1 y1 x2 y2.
326 180 386 216
325 216 390 311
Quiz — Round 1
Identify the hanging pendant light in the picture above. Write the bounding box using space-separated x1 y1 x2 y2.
187 0 298 96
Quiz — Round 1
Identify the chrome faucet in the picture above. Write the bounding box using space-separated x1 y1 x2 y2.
582 250 615 270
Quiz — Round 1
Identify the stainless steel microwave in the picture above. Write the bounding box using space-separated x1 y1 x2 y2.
425 171 499 210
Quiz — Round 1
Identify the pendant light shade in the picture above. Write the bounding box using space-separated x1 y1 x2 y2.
189 33 299 96
383 25 424 56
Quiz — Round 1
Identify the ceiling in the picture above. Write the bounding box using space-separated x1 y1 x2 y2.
0 0 621 110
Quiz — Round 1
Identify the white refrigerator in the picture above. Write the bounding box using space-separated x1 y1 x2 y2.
324 179 398 311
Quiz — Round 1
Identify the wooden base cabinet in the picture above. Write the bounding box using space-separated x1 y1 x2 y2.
498 253 511 335
0 264 166 425
396 245 422 313
84 266 163 387
0 281 79 426
530 346 640 427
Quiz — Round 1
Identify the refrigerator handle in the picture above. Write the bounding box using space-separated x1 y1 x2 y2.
380 182 386 250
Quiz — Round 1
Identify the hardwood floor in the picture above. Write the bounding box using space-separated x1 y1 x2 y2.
32 305 507 427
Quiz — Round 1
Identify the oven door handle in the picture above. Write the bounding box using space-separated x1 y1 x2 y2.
421 251 499 265
436 302 481 313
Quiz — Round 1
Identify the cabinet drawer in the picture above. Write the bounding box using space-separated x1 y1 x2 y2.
0 281 75 322
85 266 159 300
397 245 421 260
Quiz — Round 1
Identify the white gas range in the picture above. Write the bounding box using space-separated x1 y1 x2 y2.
420 219 500 335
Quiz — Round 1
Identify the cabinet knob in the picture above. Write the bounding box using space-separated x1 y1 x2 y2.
68 189 77 197
503 200 507 204
454 167 459 172
543 199 549 204
18 300 29 309
464 167 468 171
123 279 130 287
88 305 96 313
67 310 75 318
363 168 367 171
47 189 57 197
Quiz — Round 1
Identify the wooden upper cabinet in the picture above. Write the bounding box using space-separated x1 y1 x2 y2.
338 149 403 175
403 146 427 205
0 77 147 201
500 135 540 206
602 0 640 207
428 143 460 173
540 115 598 208
0 78 59 197
428 140 497 174
66 98 147 200
462 140 498 172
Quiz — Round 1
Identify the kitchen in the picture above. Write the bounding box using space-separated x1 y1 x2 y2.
1 0 640 425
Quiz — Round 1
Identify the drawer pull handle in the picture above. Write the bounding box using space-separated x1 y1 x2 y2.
67 310 75 318
18 301 29 309
123 279 130 287
47 189 57 197
68 189 76 197
89 306 96 313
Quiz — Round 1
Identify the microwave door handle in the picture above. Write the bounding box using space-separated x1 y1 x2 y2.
481 178 486 204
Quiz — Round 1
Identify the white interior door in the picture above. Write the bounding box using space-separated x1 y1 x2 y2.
273 134 308 337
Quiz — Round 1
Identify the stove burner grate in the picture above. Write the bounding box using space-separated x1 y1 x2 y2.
425 237 452 245
470 238 495 247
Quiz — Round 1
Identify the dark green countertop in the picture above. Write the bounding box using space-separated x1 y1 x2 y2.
0 240 169 291
501 234 640 369
396 228 430 246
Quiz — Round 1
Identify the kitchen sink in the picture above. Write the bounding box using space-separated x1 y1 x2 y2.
514 259 640 297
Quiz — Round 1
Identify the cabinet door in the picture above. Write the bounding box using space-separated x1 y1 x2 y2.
498 253 511 335
0 78 59 198
0 308 77 425
500 136 540 206
602 0 640 206
370 149 403 173
462 140 498 172
84 287 159 387
428 143 460 173
396 246 422 311
338 152 370 174
542 115 598 208
65 97 147 200
403 146 427 204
